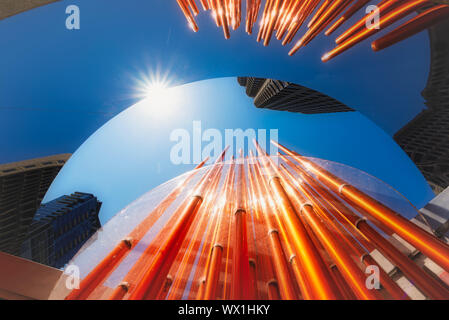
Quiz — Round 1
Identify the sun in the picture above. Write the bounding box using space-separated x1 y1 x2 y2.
144 81 170 102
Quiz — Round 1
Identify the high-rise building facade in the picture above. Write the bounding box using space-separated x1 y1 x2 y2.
0 154 70 255
0 0 60 20
238 77 354 114
393 20 449 194
21 192 102 269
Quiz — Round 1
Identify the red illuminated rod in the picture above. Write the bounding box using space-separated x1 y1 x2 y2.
272 140 449 275
372 4 449 51
175 0 449 61
65 140 449 300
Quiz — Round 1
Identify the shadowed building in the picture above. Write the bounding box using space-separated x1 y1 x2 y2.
0 154 70 255
21 192 102 269
394 20 449 194
0 0 60 20
238 77 354 114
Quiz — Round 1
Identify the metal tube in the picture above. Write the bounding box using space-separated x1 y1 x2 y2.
254 140 338 300
325 0 371 35
323 0 430 61
231 153 252 299
65 157 209 300
122 149 227 300
372 4 449 51
272 140 449 274
276 163 381 300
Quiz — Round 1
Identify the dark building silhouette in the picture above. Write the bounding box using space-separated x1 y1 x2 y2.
21 192 101 269
0 154 71 255
238 77 354 114
394 20 449 194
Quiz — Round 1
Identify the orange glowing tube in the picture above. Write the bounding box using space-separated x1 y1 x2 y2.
335 0 401 45
283 0 322 44
263 0 283 46
260 0 274 41
277 0 307 40
290 166 408 300
303 0 355 47
200 0 211 10
127 195 204 300
231 155 252 299
188 0 200 15
292 160 443 299
290 0 350 55
246 0 255 33
329 265 358 300
281 154 449 299
176 0 200 32
372 4 449 51
325 0 371 35
217 0 231 38
122 149 227 300
275 0 296 39
250 156 299 300
275 0 291 31
308 0 331 29
357 222 449 299
201 162 236 299
166 166 223 300
247 158 284 300
65 238 133 300
254 143 338 300
65 157 210 300
276 164 381 300
361 254 409 300
323 0 431 61
273 140 449 274
109 282 130 300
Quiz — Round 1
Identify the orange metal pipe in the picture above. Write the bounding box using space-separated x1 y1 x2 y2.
275 164 381 300
325 0 371 35
335 0 401 45
289 0 351 55
124 149 227 300
372 4 449 51
247 157 283 300
128 195 204 299
253 153 315 299
323 0 431 61
65 238 132 300
231 154 252 299
201 161 236 299
263 0 283 46
254 142 338 300
65 157 210 300
218 0 231 38
308 0 332 28
188 0 200 15
176 0 200 31
165 165 223 299
281 162 408 300
250 156 299 300
273 140 449 274
358 222 449 299
277 151 449 300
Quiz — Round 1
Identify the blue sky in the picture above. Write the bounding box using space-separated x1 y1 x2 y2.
44 78 433 224
0 1 435 222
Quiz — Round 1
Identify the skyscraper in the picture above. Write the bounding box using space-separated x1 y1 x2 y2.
20 192 102 269
238 77 354 114
0 154 70 255
393 20 449 194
